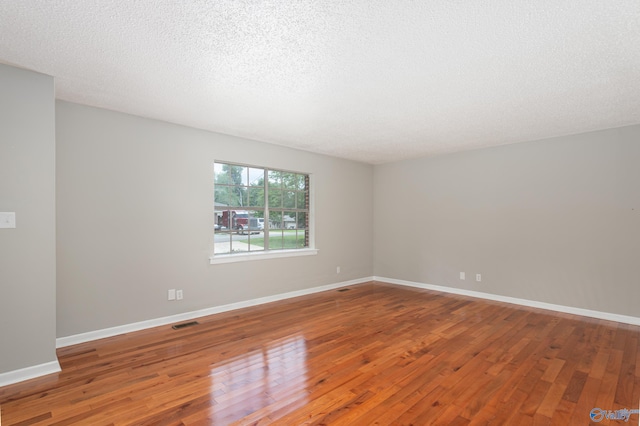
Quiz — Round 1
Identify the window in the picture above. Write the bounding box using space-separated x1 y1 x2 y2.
212 162 314 262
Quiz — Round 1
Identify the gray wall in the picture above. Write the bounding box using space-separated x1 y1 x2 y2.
4 65 639 373
56 101 374 338
374 126 640 317
0 64 57 373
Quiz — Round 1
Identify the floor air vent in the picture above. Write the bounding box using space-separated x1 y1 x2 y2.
337 288 351 292
172 321 199 330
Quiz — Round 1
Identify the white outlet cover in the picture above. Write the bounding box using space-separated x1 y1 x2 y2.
168 289 176 300
460 272 465 280
0 212 16 228
476 274 482 282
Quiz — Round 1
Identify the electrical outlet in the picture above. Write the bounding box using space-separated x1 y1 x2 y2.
476 274 482 282
0 212 16 229
337 266 341 274
168 289 176 301
176 290 183 300
460 272 465 280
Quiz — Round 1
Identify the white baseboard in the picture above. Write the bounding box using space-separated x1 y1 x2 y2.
375 276 640 326
56 276 374 348
0 360 61 388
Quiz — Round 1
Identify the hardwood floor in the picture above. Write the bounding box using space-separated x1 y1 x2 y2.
1 281 639 425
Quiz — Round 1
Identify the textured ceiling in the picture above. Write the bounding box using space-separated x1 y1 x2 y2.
1 1 639 164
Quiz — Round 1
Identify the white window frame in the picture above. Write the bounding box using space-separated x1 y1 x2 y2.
210 162 317 264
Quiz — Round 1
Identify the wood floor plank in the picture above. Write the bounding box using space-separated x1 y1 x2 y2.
1 281 639 425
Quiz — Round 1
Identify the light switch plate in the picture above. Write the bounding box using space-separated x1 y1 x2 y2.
0 212 16 228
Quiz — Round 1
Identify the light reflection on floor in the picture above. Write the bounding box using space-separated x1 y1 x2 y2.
208 334 309 423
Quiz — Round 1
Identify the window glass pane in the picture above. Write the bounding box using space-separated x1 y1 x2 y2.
245 212 263 233
270 211 283 229
214 186 229 206
252 211 266 233
284 212 297 230
214 163 227 184
283 191 296 209
229 165 247 186
268 170 281 188
281 229 297 249
214 231 232 254
297 212 307 229
296 191 306 209
269 189 283 208
235 210 257 234
228 186 247 208
296 174 306 190
248 187 264 207
268 231 284 250
248 168 264 186
218 209 232 230
283 172 297 189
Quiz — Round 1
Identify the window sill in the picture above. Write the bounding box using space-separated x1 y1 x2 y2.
210 248 319 265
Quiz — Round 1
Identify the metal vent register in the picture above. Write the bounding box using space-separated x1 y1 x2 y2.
172 321 199 330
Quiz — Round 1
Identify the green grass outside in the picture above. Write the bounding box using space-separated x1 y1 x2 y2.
249 231 306 249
